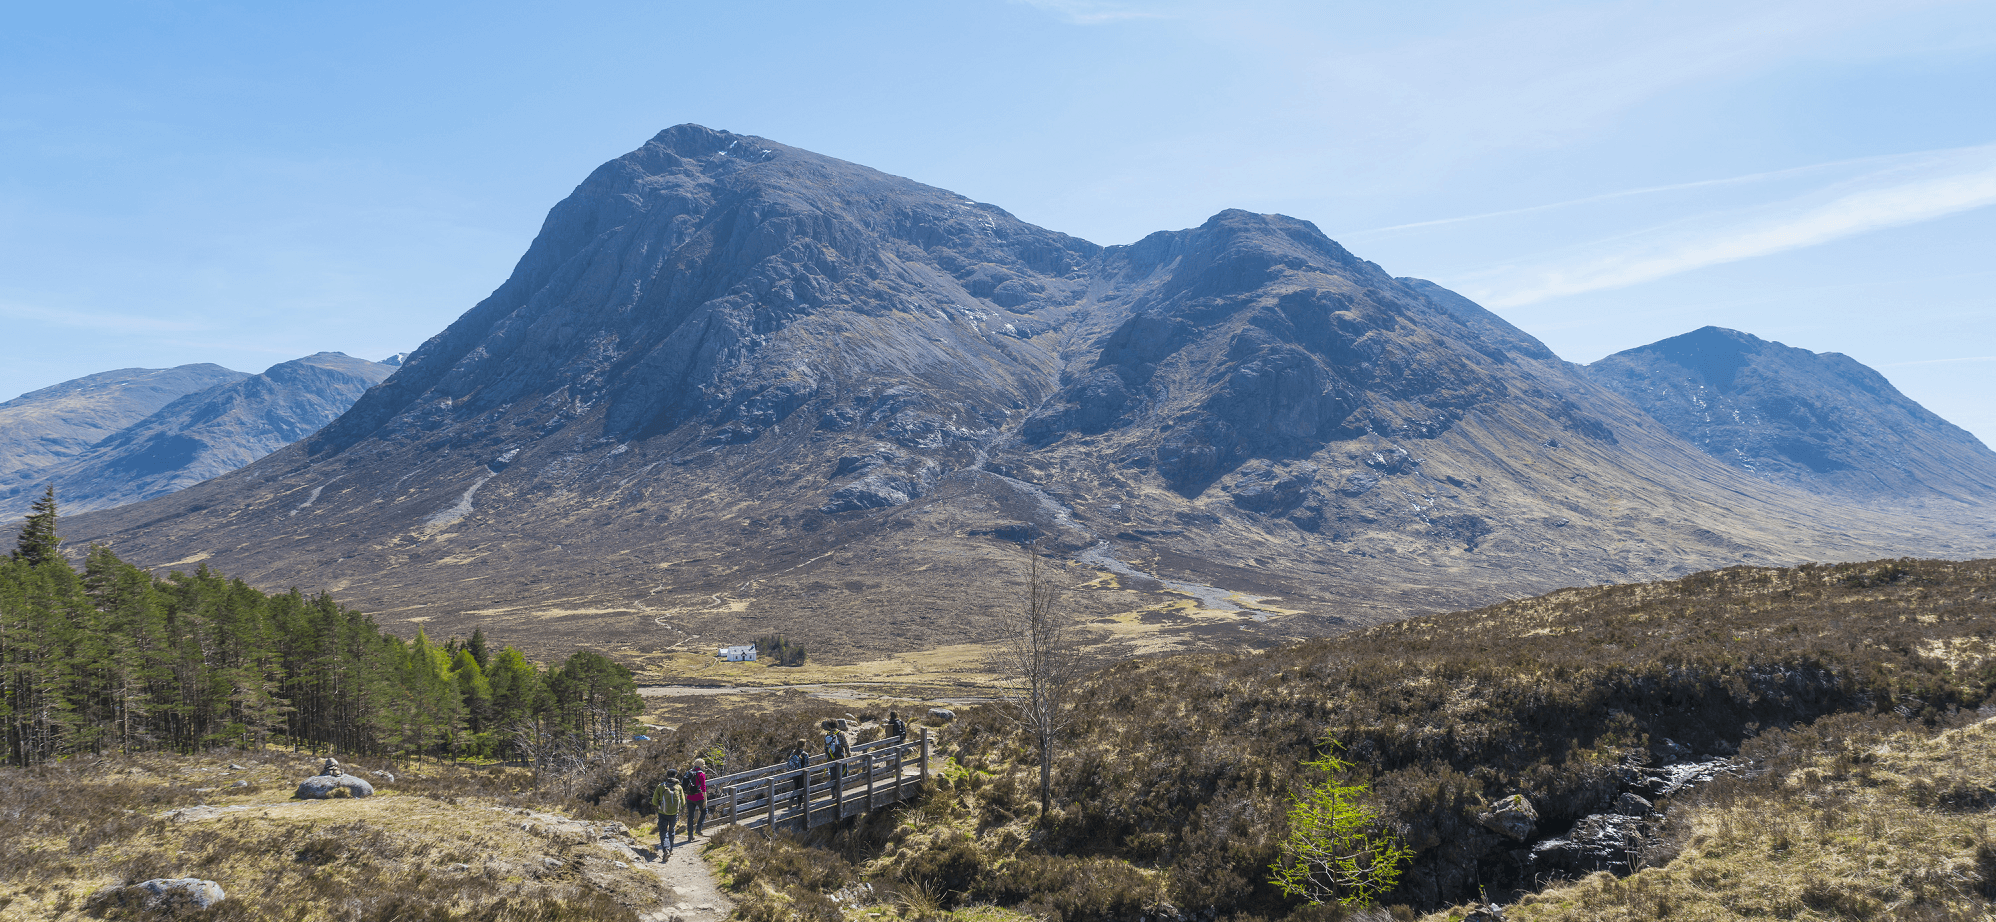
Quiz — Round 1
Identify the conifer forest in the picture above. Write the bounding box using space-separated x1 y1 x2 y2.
0 490 643 769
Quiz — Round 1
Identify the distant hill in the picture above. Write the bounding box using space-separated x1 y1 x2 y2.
1585 326 1996 507
0 364 248 494
64 125 1996 663
0 353 393 519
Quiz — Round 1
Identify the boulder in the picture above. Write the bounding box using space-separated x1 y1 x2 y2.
927 708 956 722
295 773 375 799
1476 793 1538 841
1615 792 1653 817
89 878 225 914
372 769 396 783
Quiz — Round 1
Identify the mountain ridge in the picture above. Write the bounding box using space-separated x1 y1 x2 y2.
61 125 1996 664
1585 325 1996 507
1 353 393 519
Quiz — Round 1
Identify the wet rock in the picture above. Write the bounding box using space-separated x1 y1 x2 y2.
1651 737 1693 763
1615 792 1652 817
1476 793 1538 841
1529 813 1648 877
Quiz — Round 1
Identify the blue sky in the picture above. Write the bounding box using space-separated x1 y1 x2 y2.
4 1 1993 442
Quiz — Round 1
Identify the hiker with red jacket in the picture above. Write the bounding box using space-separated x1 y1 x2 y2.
683 758 709 838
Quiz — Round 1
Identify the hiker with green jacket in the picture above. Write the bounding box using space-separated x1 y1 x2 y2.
652 769 687 860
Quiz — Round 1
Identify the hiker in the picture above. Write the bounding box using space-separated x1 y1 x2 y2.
652 769 686 860
683 758 709 838
823 720 851 784
884 710 907 741
785 739 811 808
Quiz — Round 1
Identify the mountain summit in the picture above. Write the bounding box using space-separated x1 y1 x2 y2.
1586 326 1996 506
66 126 1996 662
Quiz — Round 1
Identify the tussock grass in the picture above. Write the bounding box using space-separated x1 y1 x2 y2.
1468 710 1996 921
0 752 660 921
708 557 1996 921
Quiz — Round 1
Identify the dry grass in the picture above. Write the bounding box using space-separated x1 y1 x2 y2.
708 557 1996 920
0 752 663 922
1451 712 1996 921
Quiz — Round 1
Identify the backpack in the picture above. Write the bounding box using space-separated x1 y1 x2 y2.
786 749 809 770
654 781 686 815
825 731 849 760
886 717 907 738
681 770 703 798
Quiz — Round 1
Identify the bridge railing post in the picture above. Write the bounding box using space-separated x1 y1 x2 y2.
920 728 932 784
765 776 776 831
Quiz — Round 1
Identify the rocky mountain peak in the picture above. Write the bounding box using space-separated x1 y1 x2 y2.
62 127 1996 664
1586 326 1996 505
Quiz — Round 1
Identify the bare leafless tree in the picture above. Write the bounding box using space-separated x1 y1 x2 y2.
990 538 1085 819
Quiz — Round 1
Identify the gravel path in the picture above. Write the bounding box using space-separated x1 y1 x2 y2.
637 832 735 922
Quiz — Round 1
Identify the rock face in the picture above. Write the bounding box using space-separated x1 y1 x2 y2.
1586 326 1996 507
295 773 376 798
0 364 248 496
0 353 392 519
62 125 1996 663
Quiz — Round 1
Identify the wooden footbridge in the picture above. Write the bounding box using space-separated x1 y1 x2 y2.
705 730 933 832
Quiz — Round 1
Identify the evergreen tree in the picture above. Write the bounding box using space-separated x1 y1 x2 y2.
12 485 60 567
468 627 490 670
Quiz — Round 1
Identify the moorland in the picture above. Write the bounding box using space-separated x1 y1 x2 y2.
9 517 1996 921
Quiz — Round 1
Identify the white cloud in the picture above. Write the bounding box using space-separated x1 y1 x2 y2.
0 300 207 333
1009 0 1171 25
1460 143 1996 307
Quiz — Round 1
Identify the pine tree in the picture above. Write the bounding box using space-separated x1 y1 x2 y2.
468 627 490 670
12 486 60 567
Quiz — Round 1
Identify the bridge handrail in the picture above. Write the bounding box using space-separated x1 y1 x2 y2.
708 734 917 790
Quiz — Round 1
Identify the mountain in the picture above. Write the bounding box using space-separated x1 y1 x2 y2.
64 125 1996 664
0 364 249 494
1584 326 1996 507
1 353 394 519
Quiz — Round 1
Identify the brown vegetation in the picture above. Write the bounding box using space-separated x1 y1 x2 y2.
703 556 1996 920
0 753 658 921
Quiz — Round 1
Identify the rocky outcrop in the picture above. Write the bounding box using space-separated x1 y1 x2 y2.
87 877 226 914
1477 794 1538 841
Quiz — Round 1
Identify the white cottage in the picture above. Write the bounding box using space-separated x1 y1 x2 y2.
718 644 758 662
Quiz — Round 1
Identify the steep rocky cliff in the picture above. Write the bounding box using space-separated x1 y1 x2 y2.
63 126 1996 663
